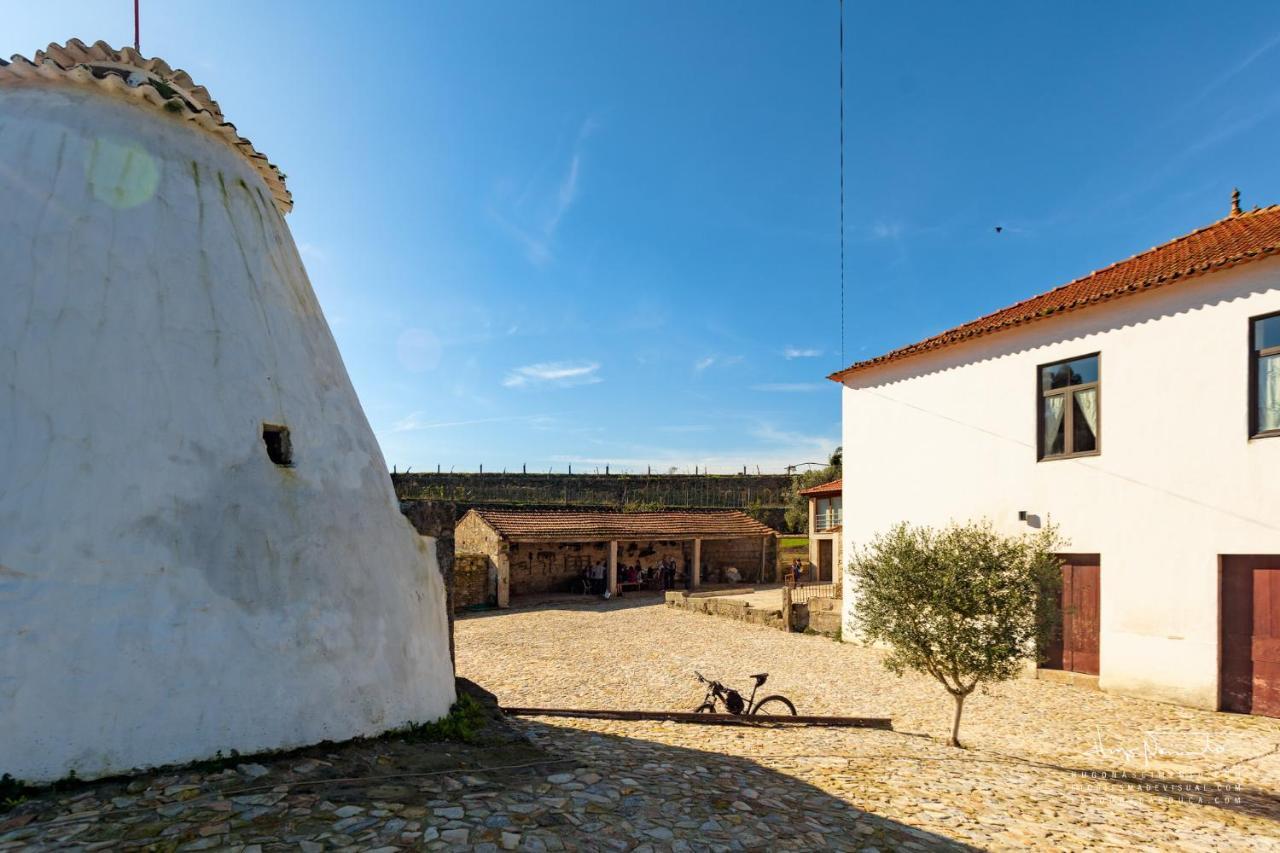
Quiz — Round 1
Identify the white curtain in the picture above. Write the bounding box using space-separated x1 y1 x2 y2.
1075 388 1098 441
1043 395 1065 455
1262 355 1280 432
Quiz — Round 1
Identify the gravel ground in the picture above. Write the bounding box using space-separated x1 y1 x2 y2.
455 597 1280 851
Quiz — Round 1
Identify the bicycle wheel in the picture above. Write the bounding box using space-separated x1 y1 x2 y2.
751 695 797 716
693 701 716 714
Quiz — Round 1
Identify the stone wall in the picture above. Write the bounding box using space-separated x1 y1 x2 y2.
454 510 502 556
399 500 461 665
701 536 778 584
393 472 793 509
453 554 493 610
665 591 785 630
508 539 694 595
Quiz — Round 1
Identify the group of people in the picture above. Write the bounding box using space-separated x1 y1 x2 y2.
580 555 688 597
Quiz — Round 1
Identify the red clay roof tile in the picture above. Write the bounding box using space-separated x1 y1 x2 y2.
797 478 842 497
830 204 1280 380
467 508 776 540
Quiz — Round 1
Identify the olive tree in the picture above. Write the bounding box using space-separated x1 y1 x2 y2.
849 520 1063 747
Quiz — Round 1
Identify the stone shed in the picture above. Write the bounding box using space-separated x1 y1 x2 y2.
456 509 778 605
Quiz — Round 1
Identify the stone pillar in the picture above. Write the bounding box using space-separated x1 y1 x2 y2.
761 535 769 583
692 538 702 589
607 540 618 596
495 546 511 609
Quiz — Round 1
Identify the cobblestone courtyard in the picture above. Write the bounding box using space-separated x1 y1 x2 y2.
4 598 1279 851
456 598 1280 851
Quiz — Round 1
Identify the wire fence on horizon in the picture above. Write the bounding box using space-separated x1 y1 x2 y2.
392 469 796 509
392 462 829 477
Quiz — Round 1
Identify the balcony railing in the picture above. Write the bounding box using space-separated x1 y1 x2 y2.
814 510 843 532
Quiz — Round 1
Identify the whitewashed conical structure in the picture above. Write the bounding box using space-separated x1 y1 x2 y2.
0 40 454 782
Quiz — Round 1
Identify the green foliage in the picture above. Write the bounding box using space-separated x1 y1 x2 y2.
185 748 242 774
621 500 664 513
404 693 489 744
850 519 1064 746
743 498 771 525
1 773 27 811
784 446 841 533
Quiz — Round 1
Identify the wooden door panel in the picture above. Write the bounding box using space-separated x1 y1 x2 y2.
1252 569 1280 717
1221 564 1254 713
1068 565 1101 675
1042 557 1099 675
818 539 833 580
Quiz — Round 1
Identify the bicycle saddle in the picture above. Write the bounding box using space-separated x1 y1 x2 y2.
750 673 768 685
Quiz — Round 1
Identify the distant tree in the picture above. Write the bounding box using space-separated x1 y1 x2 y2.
849 520 1063 747
784 447 841 533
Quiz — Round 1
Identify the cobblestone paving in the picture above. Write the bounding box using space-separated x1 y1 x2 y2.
4 598 1278 851
455 599 1280 851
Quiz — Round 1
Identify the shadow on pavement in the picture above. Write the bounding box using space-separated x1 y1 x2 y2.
511 716 978 851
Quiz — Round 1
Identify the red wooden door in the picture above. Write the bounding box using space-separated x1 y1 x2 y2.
1063 564 1100 675
1220 560 1280 717
1042 557 1100 675
1252 568 1280 717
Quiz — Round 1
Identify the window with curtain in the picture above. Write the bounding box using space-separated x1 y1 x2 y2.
1038 354 1100 459
1253 312 1280 437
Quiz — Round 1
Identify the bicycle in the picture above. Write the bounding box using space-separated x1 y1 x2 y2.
692 671 797 716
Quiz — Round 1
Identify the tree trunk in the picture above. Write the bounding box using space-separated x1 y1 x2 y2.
949 691 966 748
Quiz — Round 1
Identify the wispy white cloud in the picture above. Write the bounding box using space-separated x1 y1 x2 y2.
547 418 839 474
297 242 328 263
503 360 602 389
1181 30 1280 115
656 424 713 433
391 413 553 433
693 354 743 372
492 117 598 265
783 346 822 359
870 221 903 240
751 422 837 459
751 383 823 393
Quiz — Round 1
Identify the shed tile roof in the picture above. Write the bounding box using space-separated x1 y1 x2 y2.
467 508 777 540
798 478 842 497
830 203 1280 380
1 39 292 214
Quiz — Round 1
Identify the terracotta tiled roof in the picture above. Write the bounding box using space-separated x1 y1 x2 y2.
830 203 1280 380
798 478 842 497
1 39 292 214
467 508 777 540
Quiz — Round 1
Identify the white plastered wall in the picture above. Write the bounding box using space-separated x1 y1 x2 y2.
0 84 455 781
840 259 1280 709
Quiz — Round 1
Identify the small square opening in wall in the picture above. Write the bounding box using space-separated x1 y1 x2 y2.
262 423 293 467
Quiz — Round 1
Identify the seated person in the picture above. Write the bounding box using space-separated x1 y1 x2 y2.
724 565 742 584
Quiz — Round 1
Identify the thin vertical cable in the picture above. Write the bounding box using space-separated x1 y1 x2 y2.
838 0 846 366
134 0 141 52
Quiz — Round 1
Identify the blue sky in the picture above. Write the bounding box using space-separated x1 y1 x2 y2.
9 2 1280 472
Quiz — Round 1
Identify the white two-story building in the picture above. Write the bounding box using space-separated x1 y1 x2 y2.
831 196 1280 716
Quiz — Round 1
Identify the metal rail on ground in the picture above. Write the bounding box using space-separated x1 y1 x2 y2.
501 707 892 729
